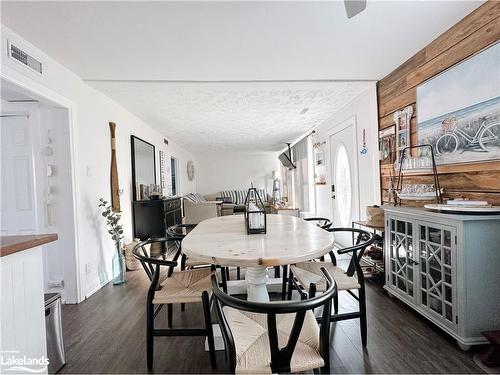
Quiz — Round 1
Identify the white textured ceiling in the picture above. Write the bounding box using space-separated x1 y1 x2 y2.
90 81 371 152
1 1 483 152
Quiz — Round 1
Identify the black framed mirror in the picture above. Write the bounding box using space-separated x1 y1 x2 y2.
131 135 156 200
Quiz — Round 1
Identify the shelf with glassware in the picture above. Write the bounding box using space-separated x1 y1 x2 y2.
351 220 385 283
395 144 443 205
393 105 413 170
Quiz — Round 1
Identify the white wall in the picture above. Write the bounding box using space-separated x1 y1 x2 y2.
313 85 380 220
38 104 78 302
1 25 197 301
196 151 279 195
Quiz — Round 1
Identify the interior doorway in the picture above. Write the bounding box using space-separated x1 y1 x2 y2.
329 117 360 246
0 110 38 234
1 79 79 303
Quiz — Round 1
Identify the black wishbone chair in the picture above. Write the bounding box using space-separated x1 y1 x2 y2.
304 218 333 262
166 224 200 312
132 238 216 371
166 223 197 239
278 217 333 300
211 268 336 374
167 223 207 269
288 228 375 347
304 217 333 230
167 223 230 293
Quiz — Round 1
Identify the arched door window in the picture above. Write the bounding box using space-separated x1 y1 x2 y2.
335 143 352 227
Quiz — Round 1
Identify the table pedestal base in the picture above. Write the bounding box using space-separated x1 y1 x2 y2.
245 266 269 302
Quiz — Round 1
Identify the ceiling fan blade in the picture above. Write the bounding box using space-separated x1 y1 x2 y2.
344 0 367 19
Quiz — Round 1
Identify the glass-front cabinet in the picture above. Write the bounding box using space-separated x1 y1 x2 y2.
418 221 456 330
388 218 416 302
386 215 457 332
384 206 500 351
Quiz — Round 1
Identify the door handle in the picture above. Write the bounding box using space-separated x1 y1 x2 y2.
331 194 336 199
408 258 419 265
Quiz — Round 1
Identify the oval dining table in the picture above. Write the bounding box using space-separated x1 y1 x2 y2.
182 214 335 302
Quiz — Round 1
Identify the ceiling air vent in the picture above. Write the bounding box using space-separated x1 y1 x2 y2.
8 42 43 74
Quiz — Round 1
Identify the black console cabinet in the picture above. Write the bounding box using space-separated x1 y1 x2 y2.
132 197 182 240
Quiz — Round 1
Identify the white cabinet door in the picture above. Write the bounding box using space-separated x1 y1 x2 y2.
1 248 48 373
416 221 458 331
386 215 417 304
0 114 37 235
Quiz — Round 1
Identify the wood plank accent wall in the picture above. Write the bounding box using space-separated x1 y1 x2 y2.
377 1 500 206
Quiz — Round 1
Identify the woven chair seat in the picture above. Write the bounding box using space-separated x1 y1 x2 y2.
153 268 212 304
291 262 360 292
223 307 324 374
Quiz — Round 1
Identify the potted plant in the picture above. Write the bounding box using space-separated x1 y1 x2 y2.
98 198 126 285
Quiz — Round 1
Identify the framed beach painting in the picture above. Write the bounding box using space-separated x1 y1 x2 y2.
417 42 500 165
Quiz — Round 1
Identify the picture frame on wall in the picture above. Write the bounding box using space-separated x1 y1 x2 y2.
398 132 407 147
379 125 395 139
378 125 395 162
416 42 500 166
393 105 413 169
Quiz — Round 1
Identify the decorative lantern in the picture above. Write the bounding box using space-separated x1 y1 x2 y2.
244 186 267 234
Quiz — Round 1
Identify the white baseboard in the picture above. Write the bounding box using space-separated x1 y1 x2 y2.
84 279 109 300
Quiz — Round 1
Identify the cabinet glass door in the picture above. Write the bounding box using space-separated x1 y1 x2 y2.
388 218 415 300
418 222 456 326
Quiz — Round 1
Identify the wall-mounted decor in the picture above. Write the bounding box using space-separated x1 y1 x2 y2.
379 125 395 139
393 105 413 169
379 138 392 162
187 160 195 181
109 122 120 212
378 125 395 162
359 129 368 155
417 42 500 166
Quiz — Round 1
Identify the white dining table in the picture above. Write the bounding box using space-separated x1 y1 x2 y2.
182 214 335 302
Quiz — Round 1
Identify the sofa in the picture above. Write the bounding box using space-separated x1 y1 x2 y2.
216 189 270 216
183 193 219 224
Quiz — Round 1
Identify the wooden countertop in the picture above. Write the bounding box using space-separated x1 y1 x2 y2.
0 234 58 257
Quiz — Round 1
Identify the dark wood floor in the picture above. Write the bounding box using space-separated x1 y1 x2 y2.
60 268 485 374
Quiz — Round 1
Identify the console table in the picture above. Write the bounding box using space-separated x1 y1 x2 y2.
383 206 500 350
132 197 182 239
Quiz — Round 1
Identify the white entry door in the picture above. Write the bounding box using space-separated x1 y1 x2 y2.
0 114 38 235
329 119 359 246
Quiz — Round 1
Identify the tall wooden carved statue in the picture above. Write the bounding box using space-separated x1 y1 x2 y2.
109 122 121 212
